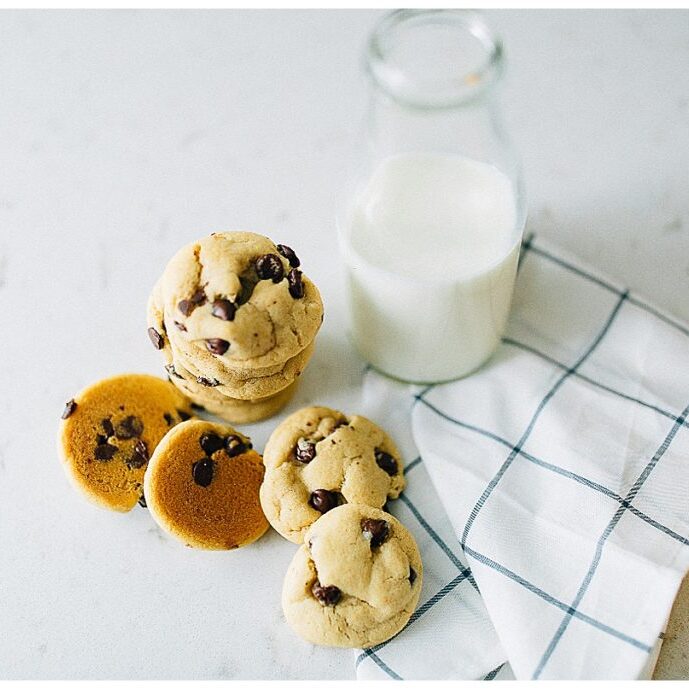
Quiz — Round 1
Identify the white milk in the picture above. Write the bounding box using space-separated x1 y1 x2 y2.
340 152 522 383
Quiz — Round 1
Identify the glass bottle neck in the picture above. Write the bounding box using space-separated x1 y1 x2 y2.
366 89 511 168
362 10 520 179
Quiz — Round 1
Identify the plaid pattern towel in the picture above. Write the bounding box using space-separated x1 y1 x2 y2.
353 235 689 680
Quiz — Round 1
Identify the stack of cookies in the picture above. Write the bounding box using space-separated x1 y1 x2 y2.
146 231 324 424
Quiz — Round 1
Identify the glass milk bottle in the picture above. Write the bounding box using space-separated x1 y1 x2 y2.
338 9 526 383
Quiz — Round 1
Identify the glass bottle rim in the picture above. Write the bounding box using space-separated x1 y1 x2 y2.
365 9 505 110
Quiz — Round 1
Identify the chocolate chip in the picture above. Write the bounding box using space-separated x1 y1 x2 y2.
126 439 149 469
211 299 236 322
200 432 224 455
164 412 174 426
178 409 192 421
361 518 390 548
61 399 77 419
295 438 316 463
148 327 164 350
287 268 304 299
277 244 300 268
375 449 398 476
138 494 147 508
165 363 183 379
312 581 341 606
236 277 255 305
94 444 117 461
192 457 215 487
191 289 206 305
225 434 247 457
409 567 417 586
96 434 107 445
309 489 339 514
205 338 229 355
173 320 187 332
101 418 114 437
177 299 194 316
197 376 220 387
255 253 284 283
115 415 144 440
178 290 205 315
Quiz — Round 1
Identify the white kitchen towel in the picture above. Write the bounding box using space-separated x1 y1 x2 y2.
353 235 689 680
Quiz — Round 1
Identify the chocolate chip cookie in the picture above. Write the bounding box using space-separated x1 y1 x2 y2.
144 419 269 549
260 406 405 543
58 374 194 512
282 503 422 648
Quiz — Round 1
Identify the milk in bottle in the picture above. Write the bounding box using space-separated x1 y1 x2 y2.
341 152 521 382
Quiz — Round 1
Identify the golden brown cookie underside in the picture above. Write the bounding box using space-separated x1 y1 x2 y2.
59 373 193 512
144 420 269 549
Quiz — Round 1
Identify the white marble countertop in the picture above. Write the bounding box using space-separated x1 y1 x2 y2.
1 9 688 680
